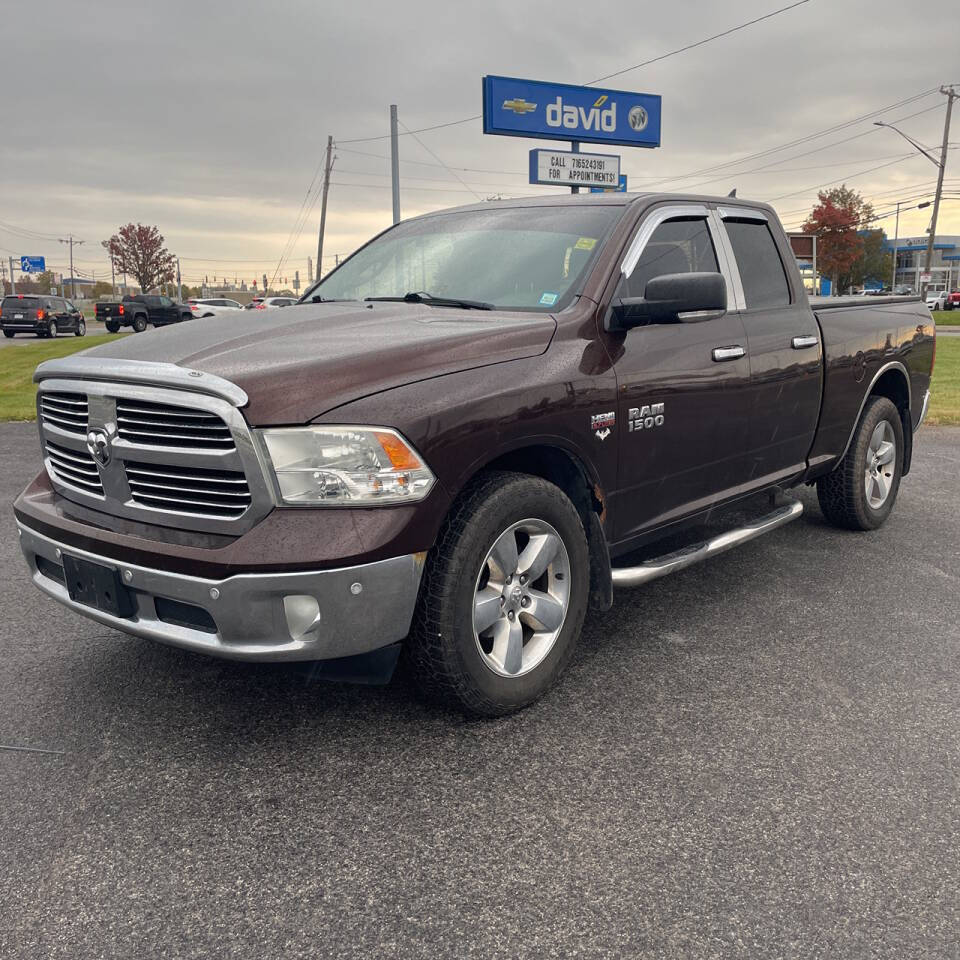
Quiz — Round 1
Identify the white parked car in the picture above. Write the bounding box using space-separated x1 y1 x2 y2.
925 291 947 311
188 297 244 318
244 296 299 310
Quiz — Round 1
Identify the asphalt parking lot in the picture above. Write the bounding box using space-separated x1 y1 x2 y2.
2 422 959 959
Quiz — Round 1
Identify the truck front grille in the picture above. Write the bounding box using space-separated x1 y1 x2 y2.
116 399 235 449
36 371 270 535
46 439 103 495
125 461 252 518
40 392 88 435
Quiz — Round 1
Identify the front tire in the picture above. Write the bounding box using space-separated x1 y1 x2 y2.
3 330 13 339
75 319 86 337
406 471 590 717
816 396 904 531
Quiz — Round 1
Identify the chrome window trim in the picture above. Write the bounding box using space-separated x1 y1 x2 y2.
34 357 248 407
707 209 746 312
619 203 741 313
35 378 272 535
718 206 769 222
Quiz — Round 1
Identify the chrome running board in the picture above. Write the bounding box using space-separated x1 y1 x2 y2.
611 500 803 589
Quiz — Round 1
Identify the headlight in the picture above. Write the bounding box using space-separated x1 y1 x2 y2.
259 426 436 505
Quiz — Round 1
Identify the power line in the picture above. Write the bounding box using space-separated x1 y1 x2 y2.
585 0 811 85
336 1 815 144
397 120 484 202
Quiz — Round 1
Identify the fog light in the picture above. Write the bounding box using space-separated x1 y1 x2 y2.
283 595 321 639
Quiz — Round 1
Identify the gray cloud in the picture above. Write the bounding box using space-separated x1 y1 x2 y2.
2 0 957 285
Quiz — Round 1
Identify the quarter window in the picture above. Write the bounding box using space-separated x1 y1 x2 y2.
725 219 790 309
623 217 719 299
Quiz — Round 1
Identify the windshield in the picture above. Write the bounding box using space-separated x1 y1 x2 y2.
305 204 623 312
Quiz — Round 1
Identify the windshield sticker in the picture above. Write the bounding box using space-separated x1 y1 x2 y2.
539 292 559 306
574 237 597 251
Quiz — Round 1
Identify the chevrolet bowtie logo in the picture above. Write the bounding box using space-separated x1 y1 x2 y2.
502 97 537 115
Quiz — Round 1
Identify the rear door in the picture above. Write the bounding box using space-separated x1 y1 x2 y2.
604 203 753 542
716 208 822 485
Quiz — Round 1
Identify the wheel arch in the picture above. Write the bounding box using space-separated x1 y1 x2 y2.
459 442 613 612
868 363 913 476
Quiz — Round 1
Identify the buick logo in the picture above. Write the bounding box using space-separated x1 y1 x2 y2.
86 430 112 467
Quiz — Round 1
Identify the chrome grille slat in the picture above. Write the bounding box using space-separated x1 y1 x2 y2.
126 478 251 499
117 416 231 433
124 460 251 519
115 398 236 450
45 440 103 495
40 392 88 436
125 466 248 485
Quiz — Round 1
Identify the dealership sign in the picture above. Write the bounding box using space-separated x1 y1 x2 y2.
529 149 620 188
482 75 661 148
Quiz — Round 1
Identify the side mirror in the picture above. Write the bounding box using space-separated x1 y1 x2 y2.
608 272 727 330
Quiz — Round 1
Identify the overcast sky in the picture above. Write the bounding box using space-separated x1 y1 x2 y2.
1 0 958 287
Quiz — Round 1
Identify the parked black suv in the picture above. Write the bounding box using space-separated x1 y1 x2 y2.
1 295 86 339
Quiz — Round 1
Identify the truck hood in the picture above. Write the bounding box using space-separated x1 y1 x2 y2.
84 301 557 424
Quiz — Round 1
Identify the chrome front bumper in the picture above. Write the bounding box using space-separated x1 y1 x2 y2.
17 521 424 662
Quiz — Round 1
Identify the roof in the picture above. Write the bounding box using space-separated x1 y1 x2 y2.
405 191 779 222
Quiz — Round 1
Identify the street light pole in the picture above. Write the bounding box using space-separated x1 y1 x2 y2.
874 85 956 297
891 201 900 291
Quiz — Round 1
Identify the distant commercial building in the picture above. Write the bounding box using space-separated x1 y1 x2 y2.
885 236 959 291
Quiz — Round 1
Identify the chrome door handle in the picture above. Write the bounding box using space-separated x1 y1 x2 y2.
791 335 818 349
712 345 745 362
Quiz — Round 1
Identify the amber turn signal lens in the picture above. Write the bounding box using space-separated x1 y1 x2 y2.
374 431 422 470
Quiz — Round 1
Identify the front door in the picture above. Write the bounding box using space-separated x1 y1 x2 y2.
602 205 752 543
717 209 823 485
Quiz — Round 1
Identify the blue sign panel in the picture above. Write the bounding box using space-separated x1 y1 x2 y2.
20 256 45 273
483 75 661 148
590 174 628 193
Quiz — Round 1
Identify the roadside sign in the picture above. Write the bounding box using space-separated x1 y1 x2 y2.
529 149 620 189
20 256 45 273
920 272 932 282
483 75 661 148
590 174 628 193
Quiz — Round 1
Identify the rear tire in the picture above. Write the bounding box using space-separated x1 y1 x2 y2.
105 321 120 333
3 331 13 339
406 470 590 717
816 396 904 531
132 315 147 333
47 321 58 338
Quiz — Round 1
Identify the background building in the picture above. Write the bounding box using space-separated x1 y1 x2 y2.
886 236 959 292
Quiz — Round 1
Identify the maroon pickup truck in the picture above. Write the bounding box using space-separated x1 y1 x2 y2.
14 194 935 715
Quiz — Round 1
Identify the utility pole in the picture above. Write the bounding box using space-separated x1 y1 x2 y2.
891 201 901 291
316 135 335 281
176 257 182 302
8 256 16 294
922 85 957 296
110 255 116 296
390 104 401 223
307 256 313 284
58 235 84 299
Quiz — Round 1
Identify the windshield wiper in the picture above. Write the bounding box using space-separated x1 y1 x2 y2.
365 291 493 310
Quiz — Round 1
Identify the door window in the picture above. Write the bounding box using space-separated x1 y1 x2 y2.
724 219 790 309
622 217 719 299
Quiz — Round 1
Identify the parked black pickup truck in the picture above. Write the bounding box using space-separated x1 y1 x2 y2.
94 294 192 333
15 194 934 716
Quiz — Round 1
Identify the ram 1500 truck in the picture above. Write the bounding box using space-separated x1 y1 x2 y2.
14 194 935 716
95 294 192 333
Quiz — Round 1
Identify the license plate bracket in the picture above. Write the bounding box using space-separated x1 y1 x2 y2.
62 554 134 618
